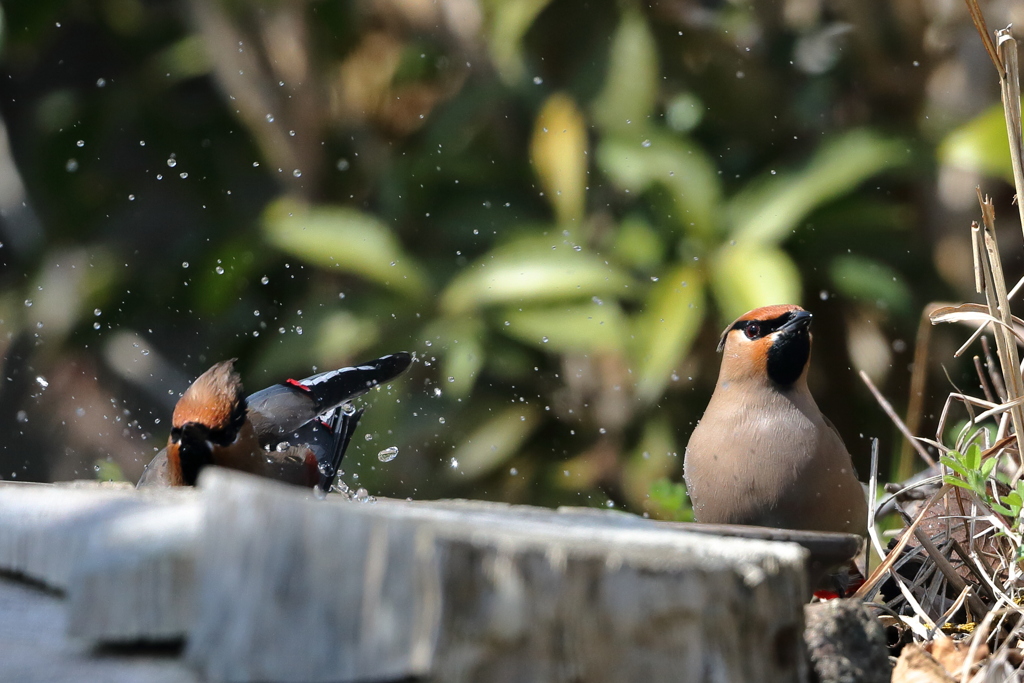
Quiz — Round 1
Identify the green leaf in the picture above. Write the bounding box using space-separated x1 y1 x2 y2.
623 416 681 513
500 302 627 353
447 406 542 481
981 456 998 478
943 475 975 491
631 265 705 404
829 255 912 316
591 9 658 133
436 318 486 400
94 458 126 482
938 102 1015 182
262 198 430 298
531 94 588 226
967 473 988 497
439 238 636 315
991 501 1016 517
313 311 380 366
485 0 555 84
964 444 982 471
647 477 693 522
611 216 664 271
710 243 801 322
1000 492 1022 507
727 129 908 245
940 454 968 478
596 130 721 241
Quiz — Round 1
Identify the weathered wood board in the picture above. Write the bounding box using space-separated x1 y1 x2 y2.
0 470 826 682
0 576 199 683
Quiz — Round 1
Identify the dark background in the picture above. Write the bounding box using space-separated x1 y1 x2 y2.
0 0 1019 517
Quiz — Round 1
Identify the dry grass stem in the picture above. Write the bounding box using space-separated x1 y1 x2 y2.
911 526 988 618
860 369 937 468
855 483 952 599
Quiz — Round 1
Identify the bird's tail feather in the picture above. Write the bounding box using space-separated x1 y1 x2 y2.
317 406 365 493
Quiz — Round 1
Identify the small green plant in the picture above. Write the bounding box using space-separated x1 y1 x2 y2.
940 444 995 497
647 478 693 522
940 443 1024 531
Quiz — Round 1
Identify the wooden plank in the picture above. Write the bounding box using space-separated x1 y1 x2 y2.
0 576 199 683
0 481 145 589
187 468 810 683
66 499 203 642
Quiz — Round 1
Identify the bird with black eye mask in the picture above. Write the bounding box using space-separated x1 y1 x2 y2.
137 353 412 492
684 304 867 536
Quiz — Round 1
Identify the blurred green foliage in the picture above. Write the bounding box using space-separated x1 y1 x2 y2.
0 0 1001 514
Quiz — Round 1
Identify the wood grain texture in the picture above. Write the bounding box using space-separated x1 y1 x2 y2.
189 468 811 683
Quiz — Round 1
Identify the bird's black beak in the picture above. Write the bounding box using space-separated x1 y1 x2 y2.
779 310 812 334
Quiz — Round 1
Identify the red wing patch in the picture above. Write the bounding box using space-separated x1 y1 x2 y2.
285 378 312 392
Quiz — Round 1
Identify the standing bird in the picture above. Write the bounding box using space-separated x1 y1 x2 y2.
137 352 412 492
684 305 867 536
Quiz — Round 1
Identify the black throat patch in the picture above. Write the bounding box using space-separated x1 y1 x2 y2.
175 424 216 486
766 330 810 387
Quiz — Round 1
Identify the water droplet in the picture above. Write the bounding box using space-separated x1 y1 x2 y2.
450 457 459 469
35 376 48 389
341 403 357 416
265 113 275 122
76 140 84 148
541 336 549 343
292 169 302 178
66 159 78 172
182 261 189 268
336 158 350 171
275 442 290 452
23 299 32 307
261 275 269 285
93 308 102 316
819 290 829 301
215 266 224 274
533 76 543 84
93 322 101 329
377 446 398 462
433 388 442 397
16 410 27 424
509 467 518 476
295 326 303 335
179 172 188 179
167 157 177 168
641 139 651 148
96 77 106 87
438 416 446 424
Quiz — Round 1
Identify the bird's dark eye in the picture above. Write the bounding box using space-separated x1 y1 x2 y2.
744 322 761 339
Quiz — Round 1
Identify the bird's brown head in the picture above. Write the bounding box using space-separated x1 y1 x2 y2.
168 360 247 485
717 304 812 388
